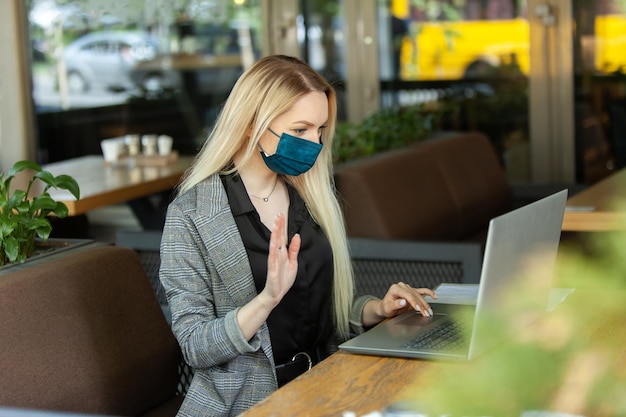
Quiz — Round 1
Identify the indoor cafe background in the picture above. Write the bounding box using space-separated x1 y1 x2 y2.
1 0 625 188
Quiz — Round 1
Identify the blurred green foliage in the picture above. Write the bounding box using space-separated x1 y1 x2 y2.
406 228 626 417
332 103 443 164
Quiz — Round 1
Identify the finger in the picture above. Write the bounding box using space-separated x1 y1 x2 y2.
410 295 433 317
394 285 434 317
271 213 286 249
414 304 433 317
288 233 301 260
386 283 413 310
268 214 284 265
398 283 436 299
417 288 437 299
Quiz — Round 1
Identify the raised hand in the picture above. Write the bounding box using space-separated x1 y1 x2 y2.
261 213 301 307
237 213 302 341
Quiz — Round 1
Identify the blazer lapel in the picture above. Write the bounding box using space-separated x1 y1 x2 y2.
195 176 276 366
195 176 259 308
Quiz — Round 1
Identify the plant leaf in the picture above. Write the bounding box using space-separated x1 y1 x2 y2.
54 174 81 200
6 190 27 212
31 195 58 212
28 217 52 230
34 170 56 187
2 236 19 263
7 160 41 178
51 201 69 219
0 221 15 238
32 219 52 241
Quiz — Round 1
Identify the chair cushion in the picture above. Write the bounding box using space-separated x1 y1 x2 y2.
0 246 182 416
335 131 512 242
336 147 460 240
417 132 512 238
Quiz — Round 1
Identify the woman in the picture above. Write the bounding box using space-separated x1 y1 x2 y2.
159 55 435 416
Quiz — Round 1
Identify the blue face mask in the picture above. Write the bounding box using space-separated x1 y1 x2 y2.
260 128 323 176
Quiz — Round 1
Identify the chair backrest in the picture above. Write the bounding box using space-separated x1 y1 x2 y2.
115 230 194 394
336 145 459 240
0 246 182 416
116 230 167 307
335 132 512 242
415 132 511 239
349 238 482 299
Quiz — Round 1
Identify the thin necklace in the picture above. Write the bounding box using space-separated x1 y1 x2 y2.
249 176 279 203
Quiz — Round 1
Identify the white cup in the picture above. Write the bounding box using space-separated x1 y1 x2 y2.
142 134 158 156
125 134 141 156
101 138 125 164
157 135 174 156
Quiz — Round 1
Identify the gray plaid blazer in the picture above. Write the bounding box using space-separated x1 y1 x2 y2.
159 174 374 416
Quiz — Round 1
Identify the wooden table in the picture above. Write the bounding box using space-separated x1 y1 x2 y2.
243 299 626 417
38 155 192 217
243 350 439 417
562 168 626 231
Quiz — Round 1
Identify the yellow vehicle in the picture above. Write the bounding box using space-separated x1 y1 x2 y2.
399 19 529 80
595 14 626 74
394 3 626 81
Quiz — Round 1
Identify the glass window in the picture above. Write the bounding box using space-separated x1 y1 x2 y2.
379 0 531 182
27 0 262 162
297 0 347 120
573 0 626 183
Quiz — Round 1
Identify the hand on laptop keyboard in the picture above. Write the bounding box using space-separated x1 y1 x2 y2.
362 282 437 328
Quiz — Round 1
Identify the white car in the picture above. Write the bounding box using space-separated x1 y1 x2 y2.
60 31 156 93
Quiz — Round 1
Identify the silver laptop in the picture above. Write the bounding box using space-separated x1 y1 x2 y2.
339 190 568 361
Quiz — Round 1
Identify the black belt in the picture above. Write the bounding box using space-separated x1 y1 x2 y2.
274 350 318 387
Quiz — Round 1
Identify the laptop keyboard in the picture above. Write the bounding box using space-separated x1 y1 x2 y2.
402 317 469 352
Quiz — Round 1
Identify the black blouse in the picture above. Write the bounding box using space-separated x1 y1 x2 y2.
221 173 334 365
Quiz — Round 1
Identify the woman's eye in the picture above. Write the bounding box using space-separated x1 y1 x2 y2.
292 125 326 137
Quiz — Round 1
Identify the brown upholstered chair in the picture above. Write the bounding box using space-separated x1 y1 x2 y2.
335 132 512 243
116 230 169 322
0 245 185 417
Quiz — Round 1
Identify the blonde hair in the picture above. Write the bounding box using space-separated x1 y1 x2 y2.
178 55 354 340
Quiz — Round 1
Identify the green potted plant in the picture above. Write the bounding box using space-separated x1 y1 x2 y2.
0 160 80 266
332 102 445 164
